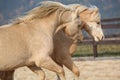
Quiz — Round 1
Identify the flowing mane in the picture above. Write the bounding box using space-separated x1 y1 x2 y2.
89 5 101 22
68 4 88 13
13 1 70 24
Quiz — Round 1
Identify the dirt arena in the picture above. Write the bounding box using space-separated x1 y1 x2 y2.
14 57 120 80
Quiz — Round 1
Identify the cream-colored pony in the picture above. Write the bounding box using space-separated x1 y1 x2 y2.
54 4 104 80
28 4 104 80
0 1 81 80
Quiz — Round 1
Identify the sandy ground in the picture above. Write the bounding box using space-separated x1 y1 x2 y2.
14 57 120 80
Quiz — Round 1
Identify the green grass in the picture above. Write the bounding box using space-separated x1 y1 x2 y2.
73 44 120 57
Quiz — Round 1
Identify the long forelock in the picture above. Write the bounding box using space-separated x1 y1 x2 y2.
68 4 101 23
89 5 101 21
79 4 101 22
69 4 88 12
68 4 101 22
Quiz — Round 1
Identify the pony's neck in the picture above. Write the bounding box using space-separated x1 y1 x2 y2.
32 12 59 38
43 13 59 37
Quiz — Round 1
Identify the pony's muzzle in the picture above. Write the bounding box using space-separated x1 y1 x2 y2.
97 35 104 41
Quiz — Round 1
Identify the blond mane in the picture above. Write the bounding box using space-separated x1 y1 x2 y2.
69 4 100 21
13 1 70 24
68 4 88 13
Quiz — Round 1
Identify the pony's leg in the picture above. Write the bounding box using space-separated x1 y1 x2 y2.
56 74 61 80
55 63 64 80
63 55 80 80
35 56 66 80
30 66 45 80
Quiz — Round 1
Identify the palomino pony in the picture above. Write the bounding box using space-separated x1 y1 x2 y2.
0 1 81 80
54 4 104 80
27 4 104 80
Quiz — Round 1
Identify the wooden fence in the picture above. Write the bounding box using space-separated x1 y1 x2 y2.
78 18 120 57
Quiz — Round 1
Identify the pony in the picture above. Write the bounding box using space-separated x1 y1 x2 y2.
0 1 81 80
54 4 104 80
27 4 104 80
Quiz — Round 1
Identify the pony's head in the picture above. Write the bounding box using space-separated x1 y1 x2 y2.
80 5 104 41
70 4 104 41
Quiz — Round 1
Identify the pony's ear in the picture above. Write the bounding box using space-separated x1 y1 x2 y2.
89 7 99 15
94 8 99 13
91 8 99 17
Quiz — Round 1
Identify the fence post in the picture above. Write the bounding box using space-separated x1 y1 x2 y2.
93 42 98 57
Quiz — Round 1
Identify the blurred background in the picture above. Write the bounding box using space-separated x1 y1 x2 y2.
0 0 120 25
0 0 120 57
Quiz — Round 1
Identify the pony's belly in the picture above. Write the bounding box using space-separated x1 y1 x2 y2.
0 59 26 71
0 55 30 71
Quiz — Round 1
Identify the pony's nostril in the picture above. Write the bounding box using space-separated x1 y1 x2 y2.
78 24 81 28
101 36 104 40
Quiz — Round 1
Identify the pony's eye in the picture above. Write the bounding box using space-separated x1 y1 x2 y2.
77 15 80 18
97 22 100 24
75 15 79 19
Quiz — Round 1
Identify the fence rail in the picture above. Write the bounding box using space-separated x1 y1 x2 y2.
78 18 120 57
